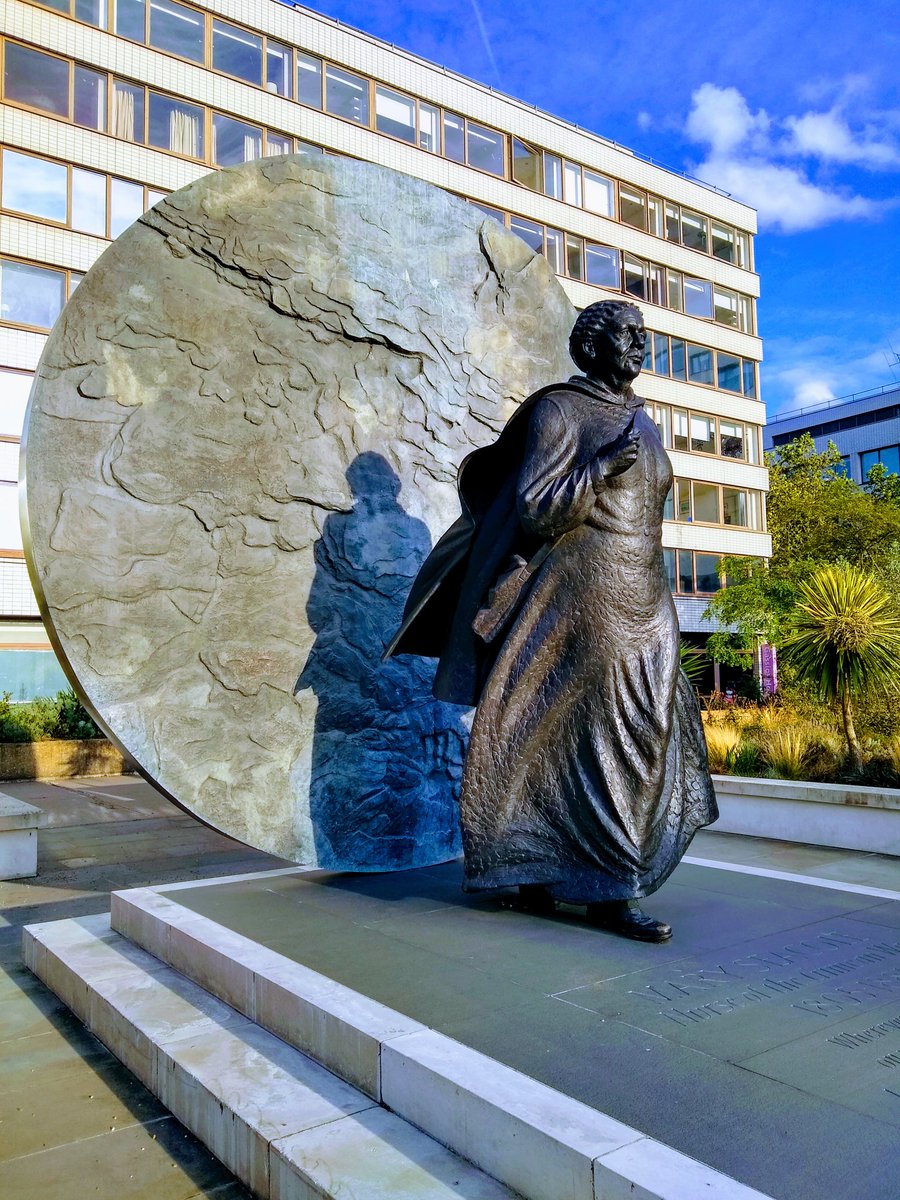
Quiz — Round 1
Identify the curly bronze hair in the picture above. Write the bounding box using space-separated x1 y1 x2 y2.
569 300 643 373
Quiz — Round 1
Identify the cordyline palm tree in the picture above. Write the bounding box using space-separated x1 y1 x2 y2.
783 563 900 771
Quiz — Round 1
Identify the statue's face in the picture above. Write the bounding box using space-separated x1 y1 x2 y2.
590 308 646 382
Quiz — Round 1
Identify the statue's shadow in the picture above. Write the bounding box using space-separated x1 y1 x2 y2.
295 452 467 870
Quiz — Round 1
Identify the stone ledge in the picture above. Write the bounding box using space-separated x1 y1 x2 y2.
712 776 900 855
0 792 41 831
22 913 521 1200
0 790 40 879
0 738 130 781
109 877 772 1200
714 775 900 811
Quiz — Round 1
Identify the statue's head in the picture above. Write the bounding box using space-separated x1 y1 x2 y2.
569 300 645 388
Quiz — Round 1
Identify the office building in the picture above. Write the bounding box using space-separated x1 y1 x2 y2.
765 382 900 485
0 0 768 695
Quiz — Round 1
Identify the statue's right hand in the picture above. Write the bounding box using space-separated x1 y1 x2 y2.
595 429 641 482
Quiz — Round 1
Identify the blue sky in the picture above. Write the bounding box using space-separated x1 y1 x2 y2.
289 0 900 417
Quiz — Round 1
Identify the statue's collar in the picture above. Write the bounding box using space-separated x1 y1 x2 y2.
566 375 644 411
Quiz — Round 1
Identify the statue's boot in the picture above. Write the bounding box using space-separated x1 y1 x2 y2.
585 900 672 942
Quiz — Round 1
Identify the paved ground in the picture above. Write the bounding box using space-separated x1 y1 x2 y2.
1 775 897 1199
0 775 286 1199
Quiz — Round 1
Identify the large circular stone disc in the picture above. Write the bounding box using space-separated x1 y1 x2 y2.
22 155 575 868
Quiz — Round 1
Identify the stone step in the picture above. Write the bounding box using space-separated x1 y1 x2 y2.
106 879 772 1200
0 791 40 879
22 913 519 1200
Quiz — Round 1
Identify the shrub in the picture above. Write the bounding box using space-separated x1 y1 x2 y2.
761 725 815 780
703 723 741 773
728 740 765 776
0 688 102 742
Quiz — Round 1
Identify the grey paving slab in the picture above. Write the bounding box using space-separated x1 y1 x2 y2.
740 996 900 1127
845 900 900 930
171 857 900 1200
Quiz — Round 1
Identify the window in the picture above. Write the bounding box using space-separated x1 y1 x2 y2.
115 0 145 41
213 114 262 166
544 228 564 274
665 202 680 242
71 167 106 234
647 196 664 237
325 66 369 125
678 550 694 594
623 255 645 299
673 409 689 452
565 235 583 280
149 92 203 158
711 223 735 262
675 478 691 521
74 66 106 130
509 216 543 254
149 0 203 62
742 359 756 398
4 44 69 116
663 547 676 588
583 170 613 217
467 122 504 175
443 113 465 163
418 103 439 152
512 139 541 191
653 333 669 377
684 278 713 319
76 0 107 26
735 231 751 269
667 270 683 312
470 200 504 224
670 339 686 381
723 488 748 526
692 481 720 523
687 345 713 386
2 151 67 223
375 86 416 144
266 41 291 96
111 79 145 141
690 414 715 454
0 368 32 438
695 554 721 593
620 186 646 230
544 153 562 200
264 132 292 156
0 260 66 328
563 161 582 206
212 20 262 85
719 421 745 460
109 177 143 237
717 352 741 393
654 403 671 448
585 244 619 288
681 210 708 252
296 53 322 107
714 287 738 327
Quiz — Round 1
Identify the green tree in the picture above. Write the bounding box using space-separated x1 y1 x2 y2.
782 563 900 770
704 434 900 666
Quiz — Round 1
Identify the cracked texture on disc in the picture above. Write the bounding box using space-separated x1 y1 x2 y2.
22 155 575 867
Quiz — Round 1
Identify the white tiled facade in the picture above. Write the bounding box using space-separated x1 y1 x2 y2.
0 0 769 692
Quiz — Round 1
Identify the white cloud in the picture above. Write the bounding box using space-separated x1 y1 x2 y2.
696 155 877 233
684 83 894 234
636 110 652 131
685 83 770 156
786 109 900 168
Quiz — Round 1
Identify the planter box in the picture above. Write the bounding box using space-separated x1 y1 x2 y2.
712 775 900 856
0 739 131 782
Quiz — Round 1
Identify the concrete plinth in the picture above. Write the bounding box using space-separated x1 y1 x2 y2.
0 793 40 878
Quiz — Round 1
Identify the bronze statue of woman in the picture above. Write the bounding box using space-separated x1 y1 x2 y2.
385 299 717 941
